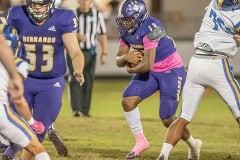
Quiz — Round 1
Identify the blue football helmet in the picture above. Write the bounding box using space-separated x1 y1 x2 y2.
26 0 55 24
0 24 19 54
116 0 148 33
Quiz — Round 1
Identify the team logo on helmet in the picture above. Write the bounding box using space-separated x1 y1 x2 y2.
116 0 147 33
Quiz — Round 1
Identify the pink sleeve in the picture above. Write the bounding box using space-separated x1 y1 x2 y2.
119 38 127 46
143 35 158 50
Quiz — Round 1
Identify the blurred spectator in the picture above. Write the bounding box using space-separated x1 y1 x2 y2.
105 0 119 39
67 0 108 117
0 0 11 24
10 0 24 6
60 0 79 10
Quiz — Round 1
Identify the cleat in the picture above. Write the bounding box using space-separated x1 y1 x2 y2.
188 139 202 160
73 111 80 117
156 155 165 160
0 143 8 153
126 152 138 159
126 137 149 159
48 129 68 157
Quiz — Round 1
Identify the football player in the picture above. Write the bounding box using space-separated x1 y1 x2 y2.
7 0 85 159
115 0 202 159
157 0 240 159
0 23 50 160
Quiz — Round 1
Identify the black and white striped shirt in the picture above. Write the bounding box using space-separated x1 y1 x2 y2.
75 8 106 50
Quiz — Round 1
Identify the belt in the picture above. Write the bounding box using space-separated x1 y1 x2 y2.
193 54 227 59
194 49 227 59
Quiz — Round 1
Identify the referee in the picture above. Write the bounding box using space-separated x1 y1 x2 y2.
67 0 108 117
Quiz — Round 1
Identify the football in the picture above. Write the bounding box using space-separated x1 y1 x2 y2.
127 50 144 68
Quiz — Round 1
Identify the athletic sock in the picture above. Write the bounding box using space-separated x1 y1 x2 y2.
159 143 173 159
186 135 196 148
34 152 50 160
124 107 143 135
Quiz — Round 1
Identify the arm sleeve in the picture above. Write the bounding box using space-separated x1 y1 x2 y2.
143 35 158 50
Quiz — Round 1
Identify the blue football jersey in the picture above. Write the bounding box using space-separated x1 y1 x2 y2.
8 6 78 79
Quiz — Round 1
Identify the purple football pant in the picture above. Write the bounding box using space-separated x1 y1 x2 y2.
24 76 65 142
123 66 186 120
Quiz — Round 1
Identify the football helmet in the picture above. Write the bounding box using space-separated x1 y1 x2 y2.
26 0 55 24
0 24 19 53
116 0 147 33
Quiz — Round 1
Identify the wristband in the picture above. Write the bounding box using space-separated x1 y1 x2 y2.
27 117 34 125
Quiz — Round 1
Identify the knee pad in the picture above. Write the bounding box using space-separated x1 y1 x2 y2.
159 97 178 120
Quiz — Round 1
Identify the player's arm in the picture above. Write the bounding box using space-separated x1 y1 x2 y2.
12 94 45 134
127 27 164 73
127 48 156 73
0 35 23 101
116 44 130 67
116 39 143 68
13 58 45 134
63 32 85 85
0 35 19 79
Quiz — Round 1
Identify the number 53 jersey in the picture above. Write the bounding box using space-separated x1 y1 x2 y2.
7 6 78 79
194 0 240 56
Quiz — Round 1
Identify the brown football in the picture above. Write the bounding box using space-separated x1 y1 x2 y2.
127 50 144 68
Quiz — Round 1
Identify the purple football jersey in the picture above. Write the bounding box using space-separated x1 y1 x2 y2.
120 16 176 63
8 6 78 78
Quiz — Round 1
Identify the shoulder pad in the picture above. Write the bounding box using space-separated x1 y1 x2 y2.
147 27 165 41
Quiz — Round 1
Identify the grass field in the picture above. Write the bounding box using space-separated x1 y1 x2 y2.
41 78 240 160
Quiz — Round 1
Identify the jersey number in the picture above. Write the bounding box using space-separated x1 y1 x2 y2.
24 44 54 72
209 9 233 34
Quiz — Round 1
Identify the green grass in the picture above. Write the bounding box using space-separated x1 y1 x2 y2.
39 78 240 160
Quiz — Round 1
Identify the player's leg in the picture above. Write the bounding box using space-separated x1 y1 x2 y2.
155 66 202 160
123 72 158 159
0 134 9 153
0 104 50 160
30 77 68 157
21 136 50 160
1 97 34 159
212 59 240 126
157 63 205 160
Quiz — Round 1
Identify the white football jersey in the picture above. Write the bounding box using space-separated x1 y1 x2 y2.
194 0 240 56
0 58 28 104
0 63 10 105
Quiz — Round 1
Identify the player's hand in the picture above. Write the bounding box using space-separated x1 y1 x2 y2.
8 75 24 102
73 72 85 86
125 51 143 65
29 120 45 134
233 33 240 47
